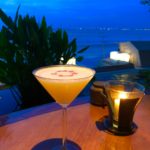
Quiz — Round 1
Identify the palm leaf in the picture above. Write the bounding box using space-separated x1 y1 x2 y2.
76 56 84 62
0 9 15 31
77 46 89 54
0 7 89 108
14 5 21 26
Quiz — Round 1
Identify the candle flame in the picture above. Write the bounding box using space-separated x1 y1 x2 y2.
118 92 127 99
115 99 120 105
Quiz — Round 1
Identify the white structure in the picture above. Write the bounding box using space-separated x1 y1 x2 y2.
119 41 150 67
117 53 130 62
66 57 76 65
110 51 130 62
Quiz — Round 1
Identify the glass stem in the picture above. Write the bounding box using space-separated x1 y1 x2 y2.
62 106 67 149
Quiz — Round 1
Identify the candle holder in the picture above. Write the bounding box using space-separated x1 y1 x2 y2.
103 80 145 136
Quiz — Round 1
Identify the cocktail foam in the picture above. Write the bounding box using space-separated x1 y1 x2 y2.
34 65 95 80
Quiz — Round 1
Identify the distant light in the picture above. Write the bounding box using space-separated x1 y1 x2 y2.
110 51 119 60
121 28 129 31
118 53 130 62
110 51 130 62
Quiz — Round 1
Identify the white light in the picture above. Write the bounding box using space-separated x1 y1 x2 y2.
114 98 120 122
66 57 76 65
118 92 127 99
110 51 130 62
59 57 64 64
118 53 130 62
110 51 119 60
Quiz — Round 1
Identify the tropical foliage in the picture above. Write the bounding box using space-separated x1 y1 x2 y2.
0 6 89 108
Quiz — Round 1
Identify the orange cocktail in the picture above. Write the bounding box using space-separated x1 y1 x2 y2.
33 65 95 150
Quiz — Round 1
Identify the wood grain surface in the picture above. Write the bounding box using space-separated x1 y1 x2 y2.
0 95 150 150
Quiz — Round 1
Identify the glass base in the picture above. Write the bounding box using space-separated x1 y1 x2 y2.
52 143 81 150
103 117 137 136
32 138 81 150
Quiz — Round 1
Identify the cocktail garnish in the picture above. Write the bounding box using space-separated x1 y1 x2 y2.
51 70 78 77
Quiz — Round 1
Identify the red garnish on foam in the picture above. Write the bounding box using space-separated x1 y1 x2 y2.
51 70 78 77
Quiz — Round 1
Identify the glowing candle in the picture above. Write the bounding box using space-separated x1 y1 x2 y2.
114 98 120 121
113 92 127 127
104 80 145 135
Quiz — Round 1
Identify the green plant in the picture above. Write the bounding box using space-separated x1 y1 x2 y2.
0 6 89 108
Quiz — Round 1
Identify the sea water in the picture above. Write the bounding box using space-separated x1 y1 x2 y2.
1 17 150 67
0 1 150 68
65 28 150 67
1 12 150 68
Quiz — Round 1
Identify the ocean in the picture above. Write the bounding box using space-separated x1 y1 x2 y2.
1 19 150 67
1 5 150 68
0 0 150 68
65 28 150 67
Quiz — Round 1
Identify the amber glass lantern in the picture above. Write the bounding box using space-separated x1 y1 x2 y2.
103 80 145 136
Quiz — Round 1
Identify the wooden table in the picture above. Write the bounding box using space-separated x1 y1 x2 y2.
0 95 150 150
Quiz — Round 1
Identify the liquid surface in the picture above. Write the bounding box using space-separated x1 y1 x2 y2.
34 65 94 80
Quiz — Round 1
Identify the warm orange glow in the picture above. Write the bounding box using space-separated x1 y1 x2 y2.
38 77 91 105
114 98 120 123
118 92 127 99
34 66 95 106
114 92 127 123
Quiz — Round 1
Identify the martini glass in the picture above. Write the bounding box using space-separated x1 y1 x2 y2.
33 65 95 150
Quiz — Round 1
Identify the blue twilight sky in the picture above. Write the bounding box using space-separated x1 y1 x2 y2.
0 0 150 28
